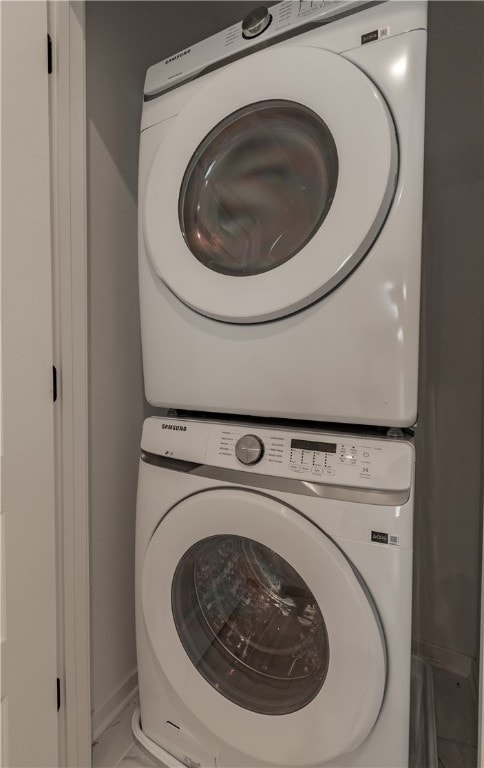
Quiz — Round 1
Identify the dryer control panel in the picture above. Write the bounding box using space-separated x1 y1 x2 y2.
144 0 428 99
141 417 413 492
145 1 370 97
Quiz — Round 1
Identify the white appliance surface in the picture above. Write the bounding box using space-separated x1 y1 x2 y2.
138 1 427 427
135 416 415 767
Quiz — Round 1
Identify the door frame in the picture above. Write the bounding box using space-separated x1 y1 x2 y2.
1 1 59 765
48 2 91 765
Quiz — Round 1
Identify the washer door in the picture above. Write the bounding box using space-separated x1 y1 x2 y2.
142 489 386 766
143 46 397 323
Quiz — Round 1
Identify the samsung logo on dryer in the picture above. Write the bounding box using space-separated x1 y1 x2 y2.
162 423 187 432
165 49 191 65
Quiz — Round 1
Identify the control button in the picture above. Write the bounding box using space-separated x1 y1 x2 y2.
235 434 264 465
242 6 272 39
326 469 335 476
312 467 323 476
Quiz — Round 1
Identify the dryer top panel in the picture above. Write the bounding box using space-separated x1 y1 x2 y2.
144 0 427 99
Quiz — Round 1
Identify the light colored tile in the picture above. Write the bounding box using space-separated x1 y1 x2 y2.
119 741 163 767
117 742 161 767
92 697 139 768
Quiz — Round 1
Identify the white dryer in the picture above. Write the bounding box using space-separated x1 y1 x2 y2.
138 1 427 427
134 416 414 767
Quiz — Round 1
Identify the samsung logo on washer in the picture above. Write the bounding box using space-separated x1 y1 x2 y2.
161 423 187 432
165 49 191 65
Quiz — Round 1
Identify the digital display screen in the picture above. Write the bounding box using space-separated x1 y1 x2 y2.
291 439 337 454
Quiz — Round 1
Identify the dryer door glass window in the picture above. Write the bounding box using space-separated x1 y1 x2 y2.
172 534 330 715
179 100 338 277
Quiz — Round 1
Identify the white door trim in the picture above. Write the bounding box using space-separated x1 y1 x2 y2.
48 2 91 765
1 1 59 764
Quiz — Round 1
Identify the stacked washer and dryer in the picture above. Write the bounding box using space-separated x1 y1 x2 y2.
134 2 427 766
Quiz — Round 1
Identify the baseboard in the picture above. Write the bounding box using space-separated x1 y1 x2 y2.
413 639 474 679
91 668 138 743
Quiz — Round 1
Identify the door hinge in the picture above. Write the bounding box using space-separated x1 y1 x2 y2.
53 366 58 403
47 34 53 74
56 678 61 711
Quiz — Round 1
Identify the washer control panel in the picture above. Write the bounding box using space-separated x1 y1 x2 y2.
142 418 413 492
220 429 404 487
235 434 265 465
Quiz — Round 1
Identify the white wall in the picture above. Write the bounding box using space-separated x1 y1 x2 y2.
85 0 270 733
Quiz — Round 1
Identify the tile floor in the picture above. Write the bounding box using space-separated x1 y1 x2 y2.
92 697 160 768
432 667 477 768
93 665 478 768
118 743 161 768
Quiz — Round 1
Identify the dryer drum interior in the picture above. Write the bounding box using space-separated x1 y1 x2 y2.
178 100 339 278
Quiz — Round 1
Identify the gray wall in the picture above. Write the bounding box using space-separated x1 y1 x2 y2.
413 1 484 666
86 0 271 729
86 0 484 732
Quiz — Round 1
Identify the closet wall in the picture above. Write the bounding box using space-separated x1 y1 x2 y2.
413 0 484 676
85 0 484 736
86 0 267 735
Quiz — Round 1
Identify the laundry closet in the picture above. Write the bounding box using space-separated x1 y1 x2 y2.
84 2 484 766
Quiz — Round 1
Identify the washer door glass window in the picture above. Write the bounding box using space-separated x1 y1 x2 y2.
179 101 338 277
172 534 329 715
142 488 387 765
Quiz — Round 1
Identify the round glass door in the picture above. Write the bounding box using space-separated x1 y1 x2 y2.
143 46 398 323
141 488 386 766
179 100 338 277
172 534 329 715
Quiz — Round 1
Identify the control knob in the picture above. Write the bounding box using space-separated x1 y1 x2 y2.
235 434 265 465
241 6 272 39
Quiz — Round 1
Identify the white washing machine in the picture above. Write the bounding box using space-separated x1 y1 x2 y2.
138 1 427 427
134 415 414 767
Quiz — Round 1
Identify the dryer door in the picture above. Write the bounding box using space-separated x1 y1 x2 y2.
143 46 397 323
142 488 386 766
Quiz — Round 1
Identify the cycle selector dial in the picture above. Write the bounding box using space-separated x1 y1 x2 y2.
242 6 272 39
235 434 265 465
